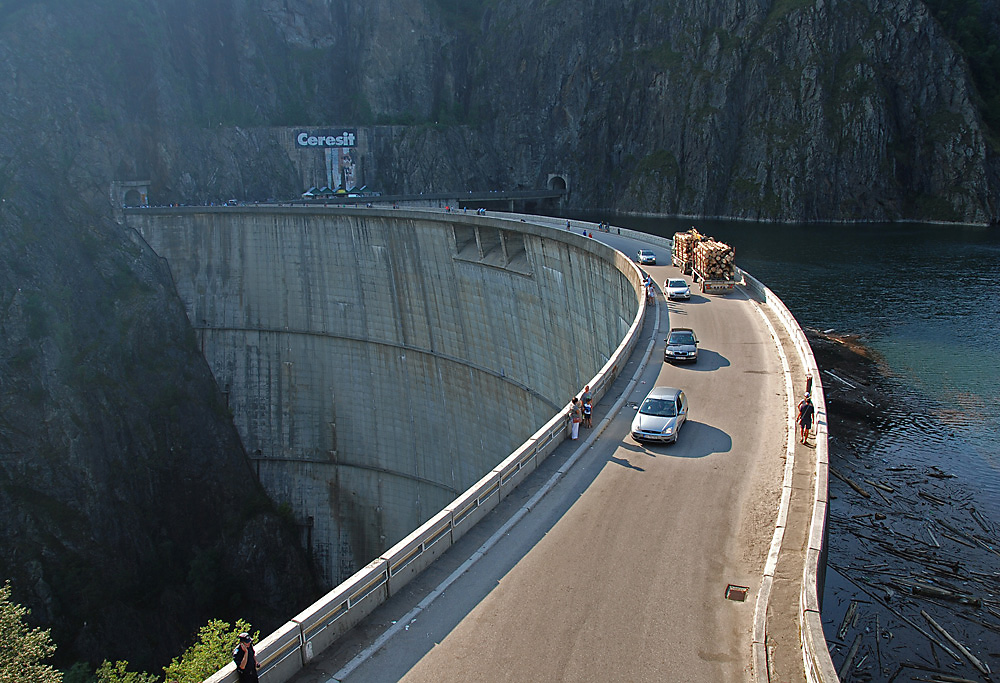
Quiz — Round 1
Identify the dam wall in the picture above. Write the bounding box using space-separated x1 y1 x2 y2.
128 207 641 584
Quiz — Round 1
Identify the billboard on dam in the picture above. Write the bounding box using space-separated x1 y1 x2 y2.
295 129 360 192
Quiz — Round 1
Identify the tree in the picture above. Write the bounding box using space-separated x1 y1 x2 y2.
0 580 62 683
94 661 157 683
162 619 257 683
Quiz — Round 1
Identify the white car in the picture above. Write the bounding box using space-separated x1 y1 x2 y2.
631 386 688 444
637 249 656 265
664 278 691 300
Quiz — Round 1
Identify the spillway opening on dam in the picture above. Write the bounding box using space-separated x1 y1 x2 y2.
129 207 641 585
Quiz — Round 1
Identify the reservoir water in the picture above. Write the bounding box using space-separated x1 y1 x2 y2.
568 212 1000 677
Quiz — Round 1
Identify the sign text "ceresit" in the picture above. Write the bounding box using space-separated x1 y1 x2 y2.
296 130 357 147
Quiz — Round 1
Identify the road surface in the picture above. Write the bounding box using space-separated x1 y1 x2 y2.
293 230 791 683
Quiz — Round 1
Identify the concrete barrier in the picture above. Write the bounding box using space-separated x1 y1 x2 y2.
384 509 454 595
294 559 389 666
738 268 838 683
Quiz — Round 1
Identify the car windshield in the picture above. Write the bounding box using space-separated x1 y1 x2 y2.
640 251 653 256
668 280 686 288
639 398 677 417
668 331 696 345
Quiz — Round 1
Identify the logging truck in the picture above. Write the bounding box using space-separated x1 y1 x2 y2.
691 266 738 294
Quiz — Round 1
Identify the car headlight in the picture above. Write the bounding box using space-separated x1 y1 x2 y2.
662 426 674 435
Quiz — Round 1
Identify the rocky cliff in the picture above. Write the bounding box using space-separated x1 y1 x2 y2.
470 0 999 222
0 0 997 671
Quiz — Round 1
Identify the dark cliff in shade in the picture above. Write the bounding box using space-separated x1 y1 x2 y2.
0 0 997 670
0 195 320 669
473 0 999 223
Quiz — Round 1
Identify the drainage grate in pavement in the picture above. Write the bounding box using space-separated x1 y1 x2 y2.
725 584 749 602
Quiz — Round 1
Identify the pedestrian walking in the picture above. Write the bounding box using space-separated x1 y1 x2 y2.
797 393 814 444
582 398 593 428
570 397 582 440
233 632 261 683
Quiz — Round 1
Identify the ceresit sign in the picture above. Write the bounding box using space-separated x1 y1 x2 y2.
296 130 357 147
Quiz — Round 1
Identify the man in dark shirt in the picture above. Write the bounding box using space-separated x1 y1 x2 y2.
797 393 815 444
232 632 260 683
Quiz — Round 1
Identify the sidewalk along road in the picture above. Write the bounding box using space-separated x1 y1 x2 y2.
293 231 789 683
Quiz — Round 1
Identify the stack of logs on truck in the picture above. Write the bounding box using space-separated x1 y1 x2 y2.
671 229 739 294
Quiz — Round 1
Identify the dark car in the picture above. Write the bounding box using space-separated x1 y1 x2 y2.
664 327 699 363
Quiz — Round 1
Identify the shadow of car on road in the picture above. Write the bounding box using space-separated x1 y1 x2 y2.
677 294 712 305
628 421 732 459
664 348 730 372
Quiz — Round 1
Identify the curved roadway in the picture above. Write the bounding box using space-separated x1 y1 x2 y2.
293 229 793 683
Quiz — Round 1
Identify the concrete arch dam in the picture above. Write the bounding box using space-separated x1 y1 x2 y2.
128 207 641 585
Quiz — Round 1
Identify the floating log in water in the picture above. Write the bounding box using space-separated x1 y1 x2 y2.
941 531 977 549
973 536 1000 559
892 578 982 607
838 632 864 680
831 466 872 498
838 600 859 640
968 507 994 535
927 466 956 479
890 663 982 683
865 479 896 493
919 491 948 505
920 610 992 677
937 519 974 542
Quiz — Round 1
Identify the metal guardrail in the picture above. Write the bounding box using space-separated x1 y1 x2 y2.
204 222 647 683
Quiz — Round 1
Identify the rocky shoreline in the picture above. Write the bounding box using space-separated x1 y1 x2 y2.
807 329 999 683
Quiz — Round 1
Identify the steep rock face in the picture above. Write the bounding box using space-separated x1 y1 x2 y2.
0 199 319 669
0 3 321 670
472 0 998 222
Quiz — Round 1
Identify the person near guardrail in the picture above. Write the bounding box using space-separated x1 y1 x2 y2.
570 397 582 440
797 393 814 444
582 398 593 428
233 632 261 682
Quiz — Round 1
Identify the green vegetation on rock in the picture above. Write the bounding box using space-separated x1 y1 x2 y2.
0 581 61 683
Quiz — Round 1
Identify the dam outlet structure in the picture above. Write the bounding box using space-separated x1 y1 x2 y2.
128 207 643 585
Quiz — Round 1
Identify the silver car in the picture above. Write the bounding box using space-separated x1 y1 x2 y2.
664 278 691 300
637 249 656 265
631 386 688 443
664 327 699 363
